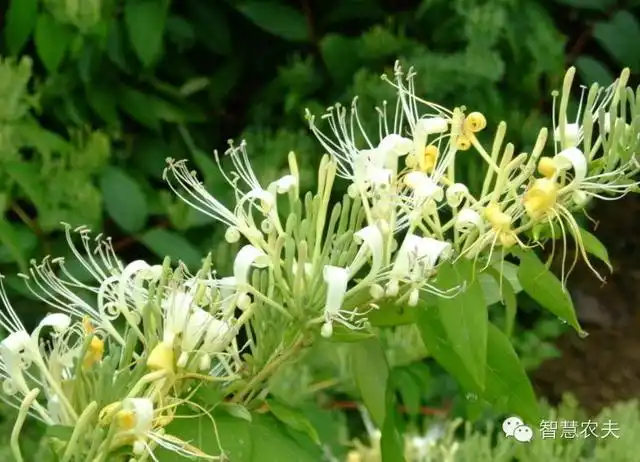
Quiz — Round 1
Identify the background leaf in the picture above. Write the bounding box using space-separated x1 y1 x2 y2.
236 2 309 42
575 55 614 85
100 167 149 233
124 0 170 66
4 0 39 55
350 337 389 428
34 12 73 73
593 11 640 69
139 228 202 268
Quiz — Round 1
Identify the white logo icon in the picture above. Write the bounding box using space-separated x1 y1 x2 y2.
502 416 533 443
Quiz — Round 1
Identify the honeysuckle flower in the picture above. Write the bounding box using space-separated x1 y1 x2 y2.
163 158 263 246
113 397 212 460
0 277 80 425
391 235 452 283
454 208 484 234
19 226 126 342
350 225 385 278
320 265 366 338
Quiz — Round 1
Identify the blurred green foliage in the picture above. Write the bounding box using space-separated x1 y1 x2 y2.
0 0 573 288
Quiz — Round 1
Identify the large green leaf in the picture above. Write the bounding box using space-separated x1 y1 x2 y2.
100 167 149 233
435 261 488 389
140 228 202 268
158 410 321 461
124 0 169 66
416 306 539 423
483 323 540 423
34 12 74 73
4 0 39 55
350 337 389 428
236 2 309 42
514 249 583 334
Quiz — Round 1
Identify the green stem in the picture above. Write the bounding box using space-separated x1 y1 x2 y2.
231 335 307 405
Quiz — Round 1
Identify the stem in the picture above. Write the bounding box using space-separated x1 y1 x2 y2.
11 389 41 462
231 335 306 405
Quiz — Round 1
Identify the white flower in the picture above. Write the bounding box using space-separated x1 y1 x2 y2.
350 225 385 278
0 277 78 425
116 398 211 459
320 265 365 337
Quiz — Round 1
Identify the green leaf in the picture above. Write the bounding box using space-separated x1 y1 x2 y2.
416 306 540 423
117 86 161 130
4 162 46 209
159 410 320 462
578 227 612 270
575 56 614 86
380 384 405 462
236 2 308 42
514 249 583 334
320 34 361 84
484 268 518 338
0 221 32 271
124 0 169 66
266 398 320 444
140 228 202 268
435 261 488 389
100 167 148 233
350 337 389 427
34 13 74 73
218 403 252 422
325 325 374 342
367 302 417 327
186 0 232 55
483 323 540 423
5 0 39 55
392 368 421 416
593 11 640 69
554 0 614 11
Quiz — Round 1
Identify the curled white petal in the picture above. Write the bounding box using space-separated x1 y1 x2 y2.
404 171 444 202
233 245 270 287
394 235 452 278
370 168 393 189
272 175 297 193
378 134 413 156
180 308 210 354
454 208 484 233
37 313 71 334
554 122 580 147
201 317 231 355
352 225 384 277
446 183 469 207
122 398 154 436
417 117 448 135
322 266 350 318
555 147 587 183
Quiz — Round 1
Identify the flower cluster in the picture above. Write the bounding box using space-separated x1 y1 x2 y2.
0 62 637 460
